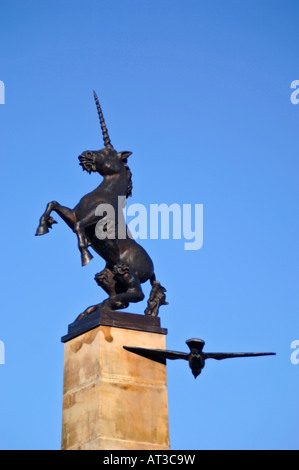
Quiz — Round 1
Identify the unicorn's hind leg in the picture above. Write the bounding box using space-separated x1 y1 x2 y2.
95 267 117 296
101 262 145 310
75 266 127 321
144 276 168 316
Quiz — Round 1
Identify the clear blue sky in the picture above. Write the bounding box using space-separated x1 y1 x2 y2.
0 0 298 450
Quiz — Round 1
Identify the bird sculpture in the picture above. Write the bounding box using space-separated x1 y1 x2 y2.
123 338 276 378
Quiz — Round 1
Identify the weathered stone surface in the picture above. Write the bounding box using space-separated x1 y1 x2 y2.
61 324 169 450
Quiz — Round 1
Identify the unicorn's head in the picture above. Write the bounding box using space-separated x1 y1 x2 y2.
79 91 133 197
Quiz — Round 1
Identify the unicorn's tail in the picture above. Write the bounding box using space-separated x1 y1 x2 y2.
144 274 168 317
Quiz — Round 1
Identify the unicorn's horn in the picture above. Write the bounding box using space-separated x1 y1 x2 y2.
93 91 113 148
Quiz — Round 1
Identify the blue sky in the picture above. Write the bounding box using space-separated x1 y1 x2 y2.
0 0 298 450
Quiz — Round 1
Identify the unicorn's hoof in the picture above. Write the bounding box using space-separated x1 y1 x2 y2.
75 304 99 322
35 225 49 236
81 250 93 266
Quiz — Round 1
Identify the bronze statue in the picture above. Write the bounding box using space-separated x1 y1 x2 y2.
35 92 167 320
124 338 276 378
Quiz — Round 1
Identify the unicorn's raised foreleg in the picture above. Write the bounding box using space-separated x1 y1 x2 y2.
73 213 100 266
73 207 116 266
35 201 76 235
36 201 95 267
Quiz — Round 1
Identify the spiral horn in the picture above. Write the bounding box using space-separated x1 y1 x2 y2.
93 91 113 149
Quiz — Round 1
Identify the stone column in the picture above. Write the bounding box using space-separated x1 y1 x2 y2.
61 310 170 450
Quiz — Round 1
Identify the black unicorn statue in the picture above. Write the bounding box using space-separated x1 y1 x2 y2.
35 92 168 320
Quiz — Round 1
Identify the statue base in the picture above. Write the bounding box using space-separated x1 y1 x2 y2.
61 310 170 450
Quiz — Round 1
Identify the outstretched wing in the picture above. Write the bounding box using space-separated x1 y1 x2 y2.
123 346 189 365
204 352 276 361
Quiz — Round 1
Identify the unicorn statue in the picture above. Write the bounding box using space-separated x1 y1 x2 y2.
35 92 167 320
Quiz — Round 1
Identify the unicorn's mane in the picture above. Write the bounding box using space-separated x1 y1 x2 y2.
124 163 132 198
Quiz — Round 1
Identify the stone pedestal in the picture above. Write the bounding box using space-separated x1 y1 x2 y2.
61 310 170 450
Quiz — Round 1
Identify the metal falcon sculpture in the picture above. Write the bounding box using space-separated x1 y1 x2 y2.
35 92 168 320
124 338 276 378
